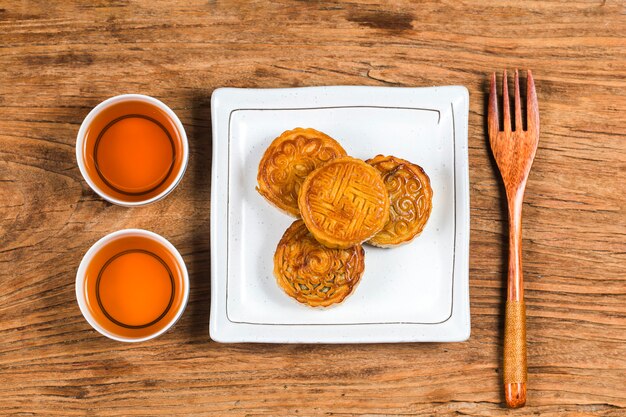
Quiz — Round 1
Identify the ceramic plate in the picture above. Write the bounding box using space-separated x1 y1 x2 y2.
210 86 470 343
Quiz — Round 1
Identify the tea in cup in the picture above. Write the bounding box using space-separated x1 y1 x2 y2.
76 94 188 206
76 229 189 342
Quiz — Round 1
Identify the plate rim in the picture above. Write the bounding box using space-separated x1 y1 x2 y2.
210 85 470 343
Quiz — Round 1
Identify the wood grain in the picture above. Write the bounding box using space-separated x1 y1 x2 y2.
1 1 625 415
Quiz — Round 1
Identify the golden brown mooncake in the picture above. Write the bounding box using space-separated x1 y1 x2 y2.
274 220 365 307
298 156 390 249
256 128 347 216
366 155 433 247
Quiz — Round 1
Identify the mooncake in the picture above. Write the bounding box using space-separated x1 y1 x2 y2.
298 156 390 249
257 128 347 216
274 220 365 307
366 155 433 247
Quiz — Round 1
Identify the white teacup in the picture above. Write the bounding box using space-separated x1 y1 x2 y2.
76 229 189 342
76 94 188 206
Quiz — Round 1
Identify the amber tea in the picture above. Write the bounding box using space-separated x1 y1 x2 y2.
78 95 187 205
79 230 188 340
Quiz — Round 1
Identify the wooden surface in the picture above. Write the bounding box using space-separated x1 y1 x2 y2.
1 1 625 415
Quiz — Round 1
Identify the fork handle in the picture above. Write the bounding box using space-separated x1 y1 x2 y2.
504 192 527 408
504 301 527 407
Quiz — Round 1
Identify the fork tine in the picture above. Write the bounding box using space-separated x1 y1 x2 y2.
514 69 523 131
526 70 540 136
502 69 511 133
488 72 499 138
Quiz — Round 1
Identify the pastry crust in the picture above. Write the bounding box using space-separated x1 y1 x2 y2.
298 156 390 249
274 220 365 307
366 155 433 247
257 128 346 216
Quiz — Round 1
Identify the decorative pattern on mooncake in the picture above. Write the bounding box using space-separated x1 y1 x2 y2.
257 128 347 216
298 156 390 249
366 155 433 247
274 220 365 307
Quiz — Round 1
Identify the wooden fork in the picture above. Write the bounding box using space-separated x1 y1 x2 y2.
488 69 539 408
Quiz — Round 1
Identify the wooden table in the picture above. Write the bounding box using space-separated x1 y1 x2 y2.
1 1 624 415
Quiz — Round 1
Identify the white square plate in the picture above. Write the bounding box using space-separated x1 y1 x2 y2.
210 86 470 343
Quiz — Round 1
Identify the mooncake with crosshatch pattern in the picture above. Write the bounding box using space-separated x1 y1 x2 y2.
256 128 347 216
298 156 390 249
366 155 433 247
274 220 365 307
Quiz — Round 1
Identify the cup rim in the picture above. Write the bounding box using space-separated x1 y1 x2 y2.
75 229 190 342
75 94 189 207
